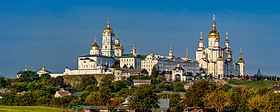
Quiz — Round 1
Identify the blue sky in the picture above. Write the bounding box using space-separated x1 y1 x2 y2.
1 0 280 77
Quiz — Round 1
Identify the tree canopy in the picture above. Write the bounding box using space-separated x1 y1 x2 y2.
129 84 159 111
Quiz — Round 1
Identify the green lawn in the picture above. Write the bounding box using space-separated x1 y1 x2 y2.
227 80 280 90
0 105 72 112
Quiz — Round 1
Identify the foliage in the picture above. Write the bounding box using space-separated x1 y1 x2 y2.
51 76 65 88
115 88 133 98
18 71 40 82
50 95 77 107
157 83 173 91
183 80 216 108
84 85 99 92
248 92 280 112
151 64 158 78
173 82 185 92
78 75 97 90
0 76 11 88
129 85 159 111
227 87 254 111
170 93 184 112
112 80 128 92
40 74 51 80
85 87 113 106
202 90 233 112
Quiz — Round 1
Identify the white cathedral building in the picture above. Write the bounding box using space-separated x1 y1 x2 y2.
50 20 124 77
195 15 245 79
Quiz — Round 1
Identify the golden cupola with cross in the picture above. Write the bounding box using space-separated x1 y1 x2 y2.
208 15 220 39
90 38 100 55
103 20 113 33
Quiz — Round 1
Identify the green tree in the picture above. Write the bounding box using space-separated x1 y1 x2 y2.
0 76 11 88
0 94 16 105
40 73 51 80
183 80 216 108
170 93 184 112
112 80 127 92
79 75 97 90
202 90 233 112
85 86 113 106
115 88 132 98
173 82 185 92
51 76 65 88
18 71 40 82
85 85 99 92
129 85 159 111
151 64 158 78
227 87 254 111
248 92 280 112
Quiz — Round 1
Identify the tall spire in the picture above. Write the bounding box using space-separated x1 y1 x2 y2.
186 48 189 58
199 32 204 43
168 45 173 59
239 48 243 59
225 32 229 43
212 14 217 31
107 17 110 28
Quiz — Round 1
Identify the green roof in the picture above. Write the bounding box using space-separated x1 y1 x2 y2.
116 54 143 58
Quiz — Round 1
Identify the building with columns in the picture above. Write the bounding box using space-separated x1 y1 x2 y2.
196 15 245 79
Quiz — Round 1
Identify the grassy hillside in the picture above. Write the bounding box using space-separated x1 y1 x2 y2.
227 80 280 89
0 106 71 112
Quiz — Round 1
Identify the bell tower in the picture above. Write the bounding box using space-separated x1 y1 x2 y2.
101 19 115 57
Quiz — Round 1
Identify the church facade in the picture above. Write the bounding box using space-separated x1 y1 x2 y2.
51 20 124 76
196 15 245 79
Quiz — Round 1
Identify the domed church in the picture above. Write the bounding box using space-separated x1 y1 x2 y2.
196 15 245 79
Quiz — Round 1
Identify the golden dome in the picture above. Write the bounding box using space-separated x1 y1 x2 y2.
199 38 204 43
208 15 220 38
238 58 244 63
91 42 99 50
103 19 113 33
104 27 113 33
217 56 223 61
114 44 123 49
238 48 245 63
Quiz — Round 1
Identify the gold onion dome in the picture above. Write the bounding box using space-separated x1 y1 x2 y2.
238 49 245 63
208 15 220 38
104 20 113 33
91 41 99 50
217 56 224 61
